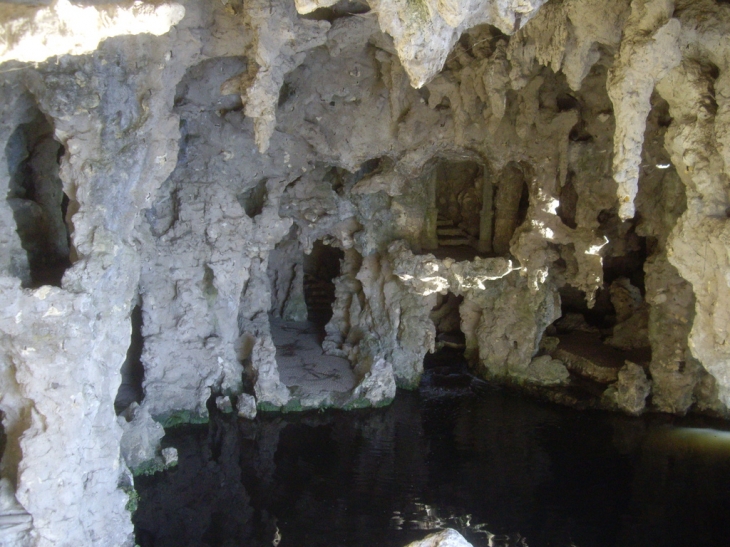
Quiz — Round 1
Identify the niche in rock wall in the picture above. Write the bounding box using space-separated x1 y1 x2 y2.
5 107 71 287
424 158 492 260
268 239 355 402
237 178 267 219
115 302 145 415
551 212 649 340
543 210 652 403
556 171 578 230
423 292 470 387
303 240 344 327
268 228 307 322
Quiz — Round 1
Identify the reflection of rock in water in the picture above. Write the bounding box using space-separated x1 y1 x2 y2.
133 415 257 547
134 390 730 547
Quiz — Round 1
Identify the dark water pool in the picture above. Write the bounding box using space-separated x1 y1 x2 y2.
133 380 730 547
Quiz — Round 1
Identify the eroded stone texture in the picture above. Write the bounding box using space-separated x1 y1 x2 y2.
0 28 188 546
0 0 185 64
2 0 730 544
404 528 474 547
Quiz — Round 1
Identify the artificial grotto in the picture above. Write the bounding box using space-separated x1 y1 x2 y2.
2 0 730 544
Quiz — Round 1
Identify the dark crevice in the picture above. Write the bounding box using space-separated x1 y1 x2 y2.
557 172 578 229
5 107 71 288
323 166 347 195
277 80 295 107
435 96 451 111
303 241 344 328
356 156 391 179
115 303 145 415
599 215 647 294
569 121 594 142
557 93 580 112
516 176 530 228
237 178 268 218
299 0 370 21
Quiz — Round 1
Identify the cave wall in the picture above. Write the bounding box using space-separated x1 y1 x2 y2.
0 0 730 544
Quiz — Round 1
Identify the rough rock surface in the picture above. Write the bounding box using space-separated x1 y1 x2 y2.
1 0 730 544
604 361 652 415
118 403 165 472
404 528 474 547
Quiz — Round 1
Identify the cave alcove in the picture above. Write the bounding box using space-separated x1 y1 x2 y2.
5 106 71 288
422 291 470 388
303 240 344 330
267 235 354 401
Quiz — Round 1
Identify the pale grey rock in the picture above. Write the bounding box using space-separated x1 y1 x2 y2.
0 478 31 547
520 355 570 386
161 447 178 467
224 0 329 152
323 240 556 387
349 0 549 88
404 528 473 547
350 357 397 406
507 0 630 91
237 393 258 420
119 404 165 472
608 0 682 219
0 0 185 64
653 1 730 409
216 395 234 414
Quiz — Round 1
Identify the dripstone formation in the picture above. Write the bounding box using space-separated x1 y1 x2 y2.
1 0 729 544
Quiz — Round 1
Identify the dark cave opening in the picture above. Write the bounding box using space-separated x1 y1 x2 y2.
267 236 355 400
115 302 145 415
423 292 470 388
557 172 578 230
237 178 268 219
5 107 71 288
299 0 371 22
303 240 344 328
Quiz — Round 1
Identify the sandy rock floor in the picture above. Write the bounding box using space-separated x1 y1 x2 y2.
270 318 356 402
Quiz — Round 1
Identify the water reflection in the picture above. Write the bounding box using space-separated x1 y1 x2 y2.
134 383 730 547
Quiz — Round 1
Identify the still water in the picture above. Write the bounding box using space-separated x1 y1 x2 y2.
133 379 730 547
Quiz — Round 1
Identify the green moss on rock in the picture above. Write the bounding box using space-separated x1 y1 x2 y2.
158 409 208 428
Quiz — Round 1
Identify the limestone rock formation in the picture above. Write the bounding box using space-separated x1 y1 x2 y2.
604 361 652 415
404 528 474 547
0 0 730 544
0 0 185 64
